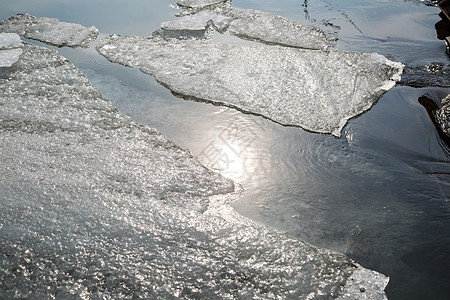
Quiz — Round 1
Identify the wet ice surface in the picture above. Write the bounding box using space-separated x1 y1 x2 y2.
435 94 450 137
0 43 389 298
0 33 22 67
161 10 230 32
0 14 98 48
97 35 402 137
164 5 331 50
177 0 230 9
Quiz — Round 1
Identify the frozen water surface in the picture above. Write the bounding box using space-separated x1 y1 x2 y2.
0 43 388 298
97 35 402 137
0 13 98 48
0 33 22 67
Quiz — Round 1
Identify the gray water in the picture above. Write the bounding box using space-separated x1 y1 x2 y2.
1 0 449 299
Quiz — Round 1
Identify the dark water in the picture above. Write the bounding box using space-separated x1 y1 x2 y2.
1 0 450 299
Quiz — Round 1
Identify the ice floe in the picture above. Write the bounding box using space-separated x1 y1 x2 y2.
161 10 230 32
177 0 230 9
0 42 388 298
0 13 98 48
0 33 22 67
164 6 331 50
98 35 403 137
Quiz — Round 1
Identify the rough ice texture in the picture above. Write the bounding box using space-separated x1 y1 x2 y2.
97 35 403 137
224 7 331 50
0 13 98 48
177 0 230 9
161 10 230 32
0 33 22 67
0 43 388 298
0 33 21 49
435 94 450 137
0 48 22 67
164 6 331 50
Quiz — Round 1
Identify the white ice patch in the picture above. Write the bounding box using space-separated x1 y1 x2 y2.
0 32 21 49
162 10 230 32
0 13 98 48
0 48 22 67
97 35 403 137
0 42 389 299
0 33 22 67
177 0 229 9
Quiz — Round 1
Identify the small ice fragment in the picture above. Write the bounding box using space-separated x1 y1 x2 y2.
0 32 21 49
435 94 450 138
0 48 22 67
0 13 98 48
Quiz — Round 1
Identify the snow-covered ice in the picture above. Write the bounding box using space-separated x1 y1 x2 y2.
97 35 403 137
0 42 388 299
0 13 98 48
0 33 22 67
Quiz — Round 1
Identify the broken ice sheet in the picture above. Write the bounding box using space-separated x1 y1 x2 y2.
161 10 230 32
0 41 388 299
163 6 331 50
97 35 403 137
0 33 22 67
177 0 230 9
0 13 98 48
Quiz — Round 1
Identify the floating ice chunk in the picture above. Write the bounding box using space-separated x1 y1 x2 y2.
177 0 230 9
161 10 230 32
0 32 21 49
0 13 98 48
97 35 403 137
168 6 331 50
0 42 388 299
224 7 332 50
435 94 450 138
0 48 22 67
